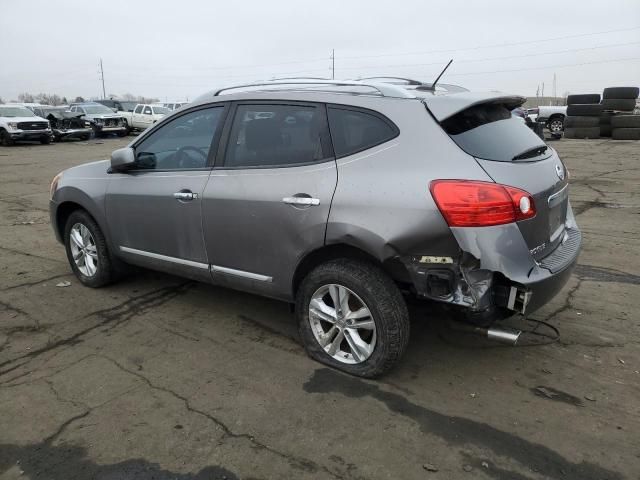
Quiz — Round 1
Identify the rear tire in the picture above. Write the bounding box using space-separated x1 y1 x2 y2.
611 128 640 140
296 259 410 378
563 116 599 128
566 104 603 116
601 98 636 111
566 93 601 105
64 210 116 288
564 127 600 139
602 87 639 100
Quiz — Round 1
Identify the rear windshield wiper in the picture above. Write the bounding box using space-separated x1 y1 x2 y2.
512 145 548 161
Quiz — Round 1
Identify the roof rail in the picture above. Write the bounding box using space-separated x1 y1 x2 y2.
356 76 469 93
213 79 416 99
356 76 424 86
269 76 331 81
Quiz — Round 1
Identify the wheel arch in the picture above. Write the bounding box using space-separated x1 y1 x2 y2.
54 201 86 240
548 113 565 122
52 187 111 249
291 243 410 298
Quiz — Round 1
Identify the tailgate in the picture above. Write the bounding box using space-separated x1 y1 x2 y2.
476 153 569 260
428 94 570 261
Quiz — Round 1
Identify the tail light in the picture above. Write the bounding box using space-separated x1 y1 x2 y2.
429 180 536 227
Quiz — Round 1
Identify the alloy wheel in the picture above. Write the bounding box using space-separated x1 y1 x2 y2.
549 120 563 133
69 223 98 277
308 284 377 364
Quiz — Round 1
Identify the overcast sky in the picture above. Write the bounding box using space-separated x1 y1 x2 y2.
1 0 639 102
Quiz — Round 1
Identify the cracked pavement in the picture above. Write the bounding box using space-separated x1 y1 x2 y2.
0 138 639 479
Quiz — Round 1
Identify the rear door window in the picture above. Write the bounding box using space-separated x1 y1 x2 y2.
223 104 330 168
327 107 399 158
440 104 550 162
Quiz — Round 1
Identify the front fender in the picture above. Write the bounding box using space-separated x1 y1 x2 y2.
51 182 112 249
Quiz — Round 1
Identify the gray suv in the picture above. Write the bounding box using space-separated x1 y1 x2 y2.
49 80 581 377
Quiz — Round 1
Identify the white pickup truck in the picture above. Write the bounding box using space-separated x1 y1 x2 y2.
532 105 567 134
119 104 170 132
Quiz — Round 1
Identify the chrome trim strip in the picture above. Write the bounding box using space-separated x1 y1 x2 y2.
119 246 209 269
548 183 569 208
211 265 272 282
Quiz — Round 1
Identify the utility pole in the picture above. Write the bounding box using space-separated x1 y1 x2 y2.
553 73 557 105
99 58 106 100
330 49 335 80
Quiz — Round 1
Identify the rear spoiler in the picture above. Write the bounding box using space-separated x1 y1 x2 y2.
422 92 526 122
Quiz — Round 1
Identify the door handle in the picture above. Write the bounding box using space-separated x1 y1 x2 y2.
283 196 320 206
174 191 198 201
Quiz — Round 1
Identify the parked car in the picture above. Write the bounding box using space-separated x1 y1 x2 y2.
34 106 92 141
69 103 128 137
535 105 567 133
0 104 53 145
119 104 169 132
95 99 138 113
159 101 189 111
49 80 581 377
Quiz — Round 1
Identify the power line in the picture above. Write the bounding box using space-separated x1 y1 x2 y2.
445 56 640 77
337 41 640 71
98 58 106 99
338 26 640 60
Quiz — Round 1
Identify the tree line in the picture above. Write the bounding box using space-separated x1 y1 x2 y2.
0 92 160 105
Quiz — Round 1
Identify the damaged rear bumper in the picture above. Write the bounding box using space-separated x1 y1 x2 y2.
402 207 581 317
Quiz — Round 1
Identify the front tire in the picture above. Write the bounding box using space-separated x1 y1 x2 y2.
64 210 116 287
548 117 564 133
40 136 51 145
1 130 14 146
296 259 410 378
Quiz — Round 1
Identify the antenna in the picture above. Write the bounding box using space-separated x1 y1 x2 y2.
98 58 106 100
330 49 335 80
428 59 453 91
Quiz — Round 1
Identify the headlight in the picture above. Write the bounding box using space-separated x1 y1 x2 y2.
84 121 91 127
50 172 63 199
7 122 18 130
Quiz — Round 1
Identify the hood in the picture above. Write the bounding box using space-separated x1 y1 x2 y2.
63 159 110 179
1 116 48 123
421 92 526 122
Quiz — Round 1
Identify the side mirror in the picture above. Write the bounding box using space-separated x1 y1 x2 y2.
110 147 135 172
112 108 118 113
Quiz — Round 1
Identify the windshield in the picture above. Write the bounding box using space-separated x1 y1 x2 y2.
440 104 549 162
0 107 36 118
81 105 115 114
152 106 170 115
120 102 137 111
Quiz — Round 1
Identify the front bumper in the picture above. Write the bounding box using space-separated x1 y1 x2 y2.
94 125 127 133
9 129 53 141
49 199 63 244
54 128 92 139
403 208 582 318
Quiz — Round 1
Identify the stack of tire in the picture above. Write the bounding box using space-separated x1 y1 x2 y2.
604 87 640 140
564 94 602 139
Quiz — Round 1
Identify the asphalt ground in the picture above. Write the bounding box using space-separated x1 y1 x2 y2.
0 136 638 479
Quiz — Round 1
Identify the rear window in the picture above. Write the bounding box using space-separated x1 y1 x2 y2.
328 107 398 158
441 104 549 162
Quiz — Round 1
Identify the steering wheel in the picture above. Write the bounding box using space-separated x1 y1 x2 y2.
175 146 207 169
